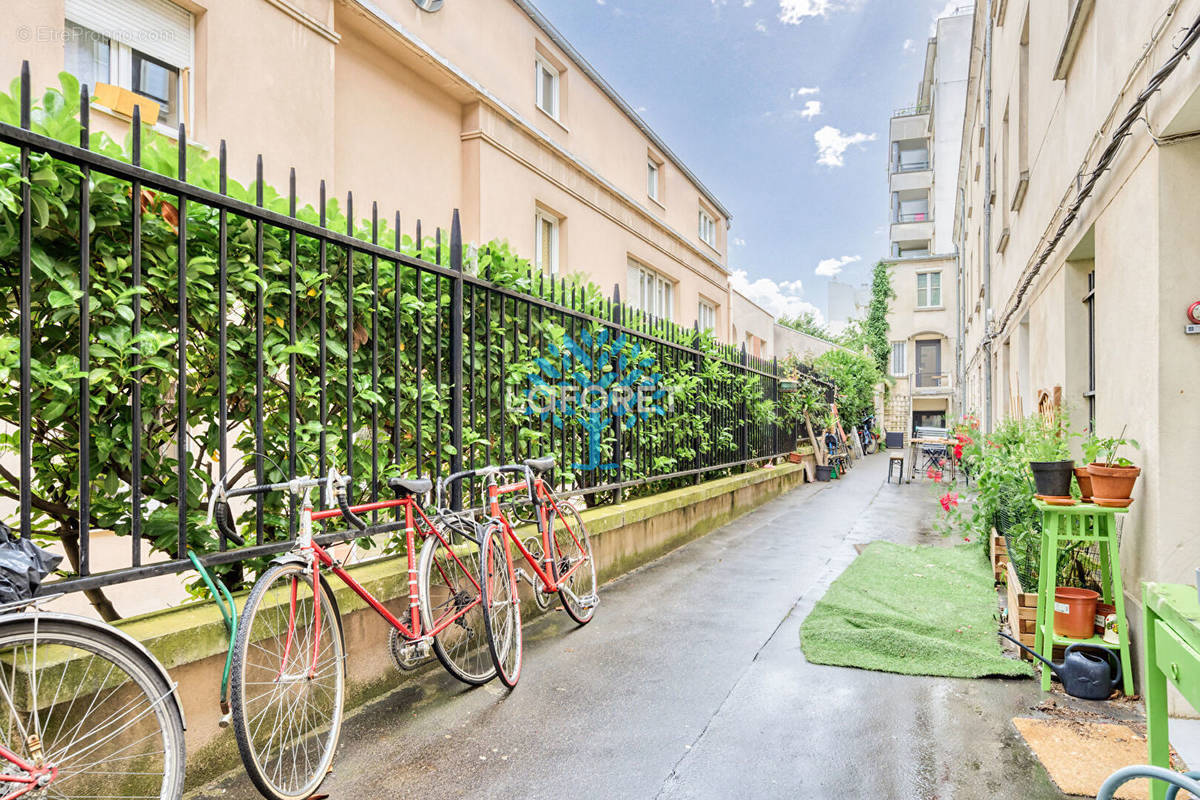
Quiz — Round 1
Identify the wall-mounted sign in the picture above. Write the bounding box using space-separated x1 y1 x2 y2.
412 0 444 10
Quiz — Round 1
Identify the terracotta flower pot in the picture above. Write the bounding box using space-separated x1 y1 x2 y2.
1074 467 1094 502
1054 587 1100 639
1086 463 1141 505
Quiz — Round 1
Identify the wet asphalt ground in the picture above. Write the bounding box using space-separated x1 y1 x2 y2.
192 455 1070 800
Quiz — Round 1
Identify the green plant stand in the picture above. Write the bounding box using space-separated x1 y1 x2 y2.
1032 499 1133 695
1142 582 1200 800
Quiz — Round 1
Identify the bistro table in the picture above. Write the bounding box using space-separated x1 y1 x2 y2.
1143 582 1200 800
907 437 957 482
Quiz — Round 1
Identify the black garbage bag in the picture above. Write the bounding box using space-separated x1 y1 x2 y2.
0 522 63 603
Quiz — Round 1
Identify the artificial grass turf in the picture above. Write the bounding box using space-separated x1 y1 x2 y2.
800 540 1033 678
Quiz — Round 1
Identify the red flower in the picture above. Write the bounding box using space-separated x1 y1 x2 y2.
940 492 959 511
954 443 964 460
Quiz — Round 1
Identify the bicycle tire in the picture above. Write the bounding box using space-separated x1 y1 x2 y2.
547 498 598 625
0 614 186 800
479 522 522 688
419 525 496 685
230 562 345 800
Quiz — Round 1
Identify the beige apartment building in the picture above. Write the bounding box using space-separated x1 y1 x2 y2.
955 0 1200 694
880 6 971 435
4 0 734 334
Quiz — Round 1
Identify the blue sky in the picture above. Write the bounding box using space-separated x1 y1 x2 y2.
532 0 962 323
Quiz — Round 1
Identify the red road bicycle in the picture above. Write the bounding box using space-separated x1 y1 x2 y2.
477 456 598 688
210 470 499 800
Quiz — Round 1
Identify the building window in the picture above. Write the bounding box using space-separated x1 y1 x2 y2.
535 210 559 275
626 258 674 321
535 56 560 120
698 208 716 248
917 271 942 308
647 158 660 202
890 341 906 377
63 0 193 129
698 298 716 332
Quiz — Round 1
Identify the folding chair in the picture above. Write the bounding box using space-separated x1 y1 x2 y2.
885 431 906 484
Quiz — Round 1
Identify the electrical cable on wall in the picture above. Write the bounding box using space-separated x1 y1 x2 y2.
990 7 1200 340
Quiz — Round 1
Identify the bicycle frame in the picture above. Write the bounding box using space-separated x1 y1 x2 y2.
279 487 484 677
0 743 55 798
486 475 587 595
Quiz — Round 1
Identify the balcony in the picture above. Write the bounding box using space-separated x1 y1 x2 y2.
911 371 953 396
890 219 934 244
892 104 930 118
893 159 930 173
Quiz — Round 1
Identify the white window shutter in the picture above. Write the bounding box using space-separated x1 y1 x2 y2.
65 0 192 68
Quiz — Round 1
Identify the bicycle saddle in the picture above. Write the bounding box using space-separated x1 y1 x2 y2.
388 477 433 496
523 456 556 473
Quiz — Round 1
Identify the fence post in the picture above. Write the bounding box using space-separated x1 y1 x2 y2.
740 343 748 470
693 322 703 486
610 284 622 505
772 356 779 458
449 211 465 509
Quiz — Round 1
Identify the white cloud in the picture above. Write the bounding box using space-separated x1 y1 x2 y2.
732 237 747 246
813 125 877 167
754 19 768 32
730 270 824 321
930 1 957 34
744 0 755 6
799 100 822 120
778 0 862 24
790 86 820 99
902 38 916 52
814 255 860 277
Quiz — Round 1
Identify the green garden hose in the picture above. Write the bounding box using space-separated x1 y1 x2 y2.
187 551 238 717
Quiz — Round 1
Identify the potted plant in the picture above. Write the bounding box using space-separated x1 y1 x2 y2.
1026 417 1073 499
1085 427 1141 507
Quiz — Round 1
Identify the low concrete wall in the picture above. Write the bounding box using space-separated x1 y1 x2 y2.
116 462 805 786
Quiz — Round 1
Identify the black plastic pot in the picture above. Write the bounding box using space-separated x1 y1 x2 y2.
1030 459 1075 497
816 465 833 482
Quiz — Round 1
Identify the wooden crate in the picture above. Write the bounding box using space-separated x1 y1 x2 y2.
1005 559 1065 662
990 531 1009 583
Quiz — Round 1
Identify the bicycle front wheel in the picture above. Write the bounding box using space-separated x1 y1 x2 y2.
231 562 345 800
548 499 598 625
419 526 495 685
480 523 522 688
0 614 186 799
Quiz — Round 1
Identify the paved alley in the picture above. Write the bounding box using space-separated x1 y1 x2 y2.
193 455 1065 800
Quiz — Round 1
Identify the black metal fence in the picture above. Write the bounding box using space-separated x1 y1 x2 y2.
0 64 804 599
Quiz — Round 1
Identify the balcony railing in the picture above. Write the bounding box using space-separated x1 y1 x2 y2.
893 160 930 173
896 212 931 223
912 371 952 392
892 104 930 118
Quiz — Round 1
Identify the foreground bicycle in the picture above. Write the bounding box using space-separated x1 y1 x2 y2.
210 470 496 800
478 457 598 688
0 526 186 800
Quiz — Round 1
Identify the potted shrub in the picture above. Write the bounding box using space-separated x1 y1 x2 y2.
1086 429 1141 507
1026 417 1073 498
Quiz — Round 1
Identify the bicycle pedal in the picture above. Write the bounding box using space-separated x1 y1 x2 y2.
578 594 599 610
218 713 232 729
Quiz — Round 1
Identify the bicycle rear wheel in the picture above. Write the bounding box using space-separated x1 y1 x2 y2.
230 562 345 800
479 523 522 688
548 499 598 625
0 614 186 799
419 524 495 685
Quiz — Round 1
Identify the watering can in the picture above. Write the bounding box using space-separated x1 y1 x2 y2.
999 632 1121 700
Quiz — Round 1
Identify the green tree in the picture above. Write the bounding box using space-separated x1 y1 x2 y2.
813 348 881 425
777 311 830 340
863 261 893 378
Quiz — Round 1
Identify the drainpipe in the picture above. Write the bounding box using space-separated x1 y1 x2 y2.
982 0 994 433
957 186 966 416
